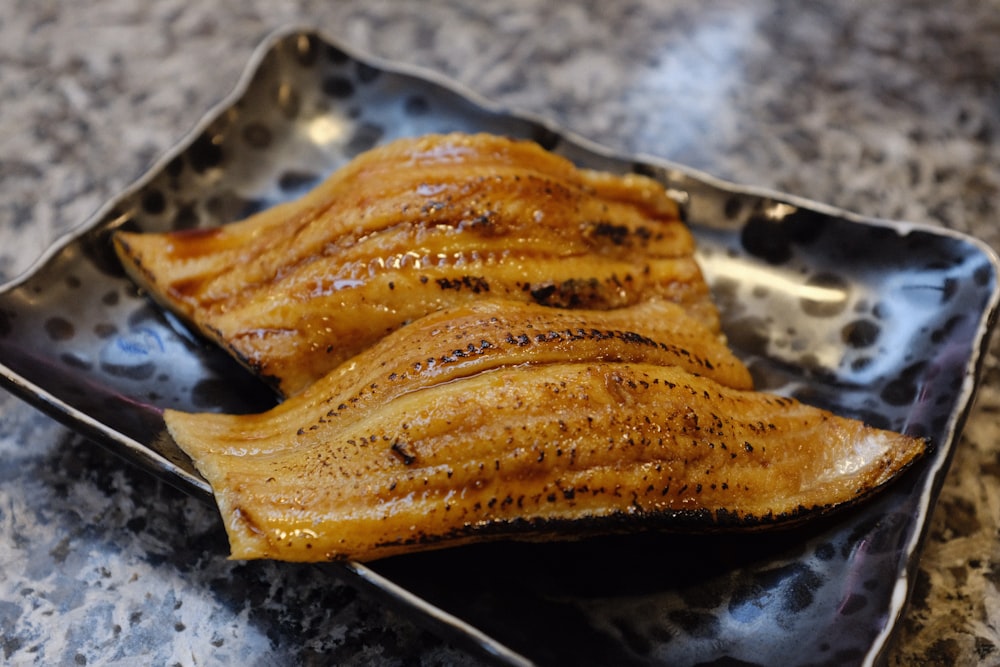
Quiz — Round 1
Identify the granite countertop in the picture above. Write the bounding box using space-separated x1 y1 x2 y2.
2 1 999 665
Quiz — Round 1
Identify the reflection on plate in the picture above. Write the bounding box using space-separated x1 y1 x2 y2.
0 28 997 667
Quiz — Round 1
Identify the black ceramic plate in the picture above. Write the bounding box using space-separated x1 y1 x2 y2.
1 29 997 667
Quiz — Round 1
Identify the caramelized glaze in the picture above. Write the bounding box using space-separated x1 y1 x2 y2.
114 133 714 396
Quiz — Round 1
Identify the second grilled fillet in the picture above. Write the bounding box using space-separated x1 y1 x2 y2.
113 132 716 396
163 297 925 563
166 361 926 563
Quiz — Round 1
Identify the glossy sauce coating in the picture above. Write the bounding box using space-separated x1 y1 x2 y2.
114 133 714 396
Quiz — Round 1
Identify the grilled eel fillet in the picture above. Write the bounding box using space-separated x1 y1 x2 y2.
164 299 926 563
114 132 716 397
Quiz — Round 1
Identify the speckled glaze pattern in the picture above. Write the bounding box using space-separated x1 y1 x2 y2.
1 28 997 667
3 2 1000 666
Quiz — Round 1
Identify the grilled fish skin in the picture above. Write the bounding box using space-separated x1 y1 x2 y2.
171 298 753 459
164 302 925 563
114 133 716 396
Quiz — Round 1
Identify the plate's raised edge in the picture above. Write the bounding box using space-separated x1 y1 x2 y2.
864 251 1000 664
343 561 534 667
0 24 998 667
0 359 212 498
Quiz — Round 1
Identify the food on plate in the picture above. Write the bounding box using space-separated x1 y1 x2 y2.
117 132 927 563
114 133 716 397
163 299 926 562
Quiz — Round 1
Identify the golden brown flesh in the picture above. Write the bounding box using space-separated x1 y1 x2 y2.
165 303 925 563
114 133 716 396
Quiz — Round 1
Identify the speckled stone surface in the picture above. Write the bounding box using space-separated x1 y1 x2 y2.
1 1 999 665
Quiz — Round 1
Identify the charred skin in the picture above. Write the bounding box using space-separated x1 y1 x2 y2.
164 300 924 563
166 361 926 563
113 133 715 396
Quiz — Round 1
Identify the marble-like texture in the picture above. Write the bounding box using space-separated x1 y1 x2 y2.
0 0 999 664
